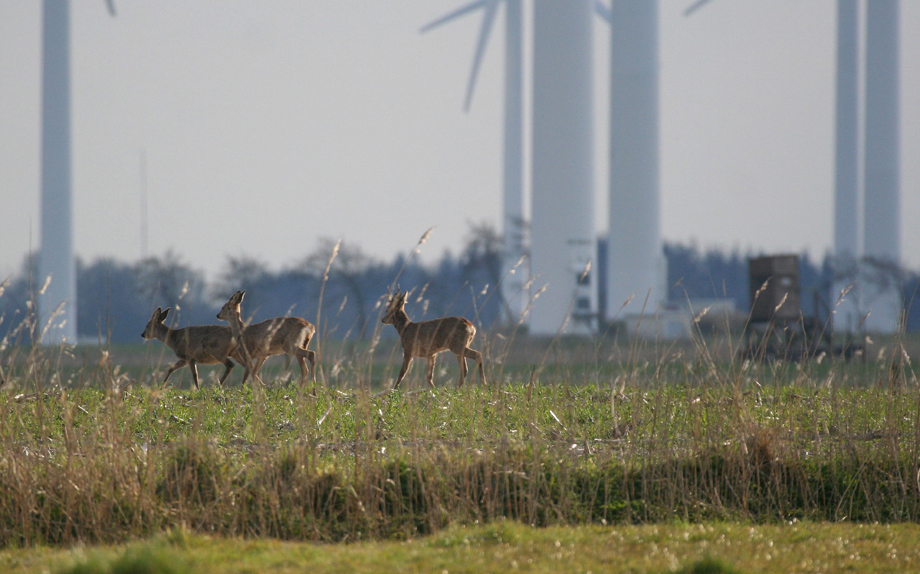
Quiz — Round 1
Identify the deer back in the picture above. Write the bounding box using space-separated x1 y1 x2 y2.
243 317 315 357
401 316 475 357
168 325 238 364
144 306 236 364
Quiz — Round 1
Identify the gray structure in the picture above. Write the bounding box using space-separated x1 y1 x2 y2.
863 0 900 264
833 0 858 260
39 0 77 344
832 0 901 333
38 0 115 344
606 0 662 320
530 0 596 334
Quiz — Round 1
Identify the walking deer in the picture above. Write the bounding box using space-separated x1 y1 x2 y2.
381 290 487 389
217 290 317 386
141 307 239 390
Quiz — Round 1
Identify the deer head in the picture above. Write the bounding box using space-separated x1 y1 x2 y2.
217 290 246 323
141 307 170 339
381 290 408 325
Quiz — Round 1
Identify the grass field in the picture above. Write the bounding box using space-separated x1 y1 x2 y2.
3 521 920 573
1 318 919 571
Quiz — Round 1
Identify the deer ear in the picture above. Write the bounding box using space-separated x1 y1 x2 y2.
160 307 171 320
238 290 246 302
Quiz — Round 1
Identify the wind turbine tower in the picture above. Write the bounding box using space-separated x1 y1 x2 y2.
834 0 858 261
39 0 116 344
688 0 902 332
860 0 900 332
39 0 77 344
863 0 899 265
606 0 662 321
530 0 596 335
420 0 528 323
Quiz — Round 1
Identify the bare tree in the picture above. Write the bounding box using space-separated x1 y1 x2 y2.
462 221 506 317
214 254 270 307
301 238 377 339
135 250 206 312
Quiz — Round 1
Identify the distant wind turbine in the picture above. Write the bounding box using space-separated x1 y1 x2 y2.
686 0 902 332
420 0 527 322
529 0 596 334
599 1 663 321
834 0 858 260
40 0 115 344
863 0 899 265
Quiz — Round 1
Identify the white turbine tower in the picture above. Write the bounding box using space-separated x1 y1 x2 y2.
834 0 858 261
832 0 861 332
861 0 901 332
687 0 902 333
863 0 899 265
39 0 116 344
420 0 527 323
529 0 596 335
603 1 662 323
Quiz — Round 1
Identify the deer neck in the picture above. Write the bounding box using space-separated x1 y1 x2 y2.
226 313 246 339
391 309 412 336
153 322 172 345
159 324 183 353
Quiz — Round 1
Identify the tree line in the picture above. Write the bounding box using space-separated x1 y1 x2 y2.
2 228 918 344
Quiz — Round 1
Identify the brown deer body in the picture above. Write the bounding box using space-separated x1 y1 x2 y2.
382 290 486 389
141 307 239 389
217 290 316 385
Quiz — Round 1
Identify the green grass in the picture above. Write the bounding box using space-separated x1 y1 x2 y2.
2 522 919 573
0 326 919 559
0 376 919 546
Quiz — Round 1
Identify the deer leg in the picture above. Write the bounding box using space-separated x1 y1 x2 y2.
239 354 265 386
455 352 468 388
218 358 235 385
163 359 187 384
237 343 259 385
426 355 436 389
189 361 201 390
251 357 268 386
306 349 317 383
463 348 487 386
295 355 308 385
294 348 316 384
394 354 413 389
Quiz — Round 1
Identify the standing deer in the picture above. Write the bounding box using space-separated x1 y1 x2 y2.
141 307 239 390
381 290 487 389
217 290 317 386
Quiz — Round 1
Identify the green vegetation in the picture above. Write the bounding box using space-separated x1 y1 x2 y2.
0 522 919 573
1 294 919 574
0 331 919 547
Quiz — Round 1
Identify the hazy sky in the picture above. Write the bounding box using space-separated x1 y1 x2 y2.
1 1 918 283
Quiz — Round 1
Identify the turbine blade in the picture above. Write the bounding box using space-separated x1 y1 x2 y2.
463 0 500 111
594 0 611 24
420 0 489 34
684 0 716 17
105 0 117 17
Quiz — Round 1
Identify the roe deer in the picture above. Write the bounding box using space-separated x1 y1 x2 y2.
381 290 486 389
141 307 239 390
217 290 317 386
